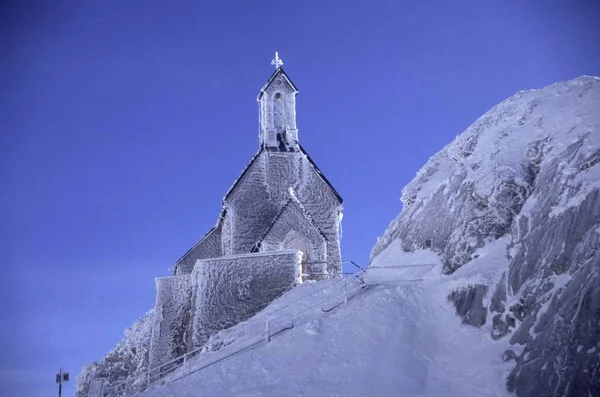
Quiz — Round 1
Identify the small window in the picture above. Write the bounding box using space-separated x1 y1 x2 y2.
273 93 285 130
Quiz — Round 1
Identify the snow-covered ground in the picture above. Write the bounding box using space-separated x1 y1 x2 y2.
134 244 514 397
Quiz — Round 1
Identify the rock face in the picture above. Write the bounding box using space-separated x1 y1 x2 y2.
370 76 600 396
76 310 154 397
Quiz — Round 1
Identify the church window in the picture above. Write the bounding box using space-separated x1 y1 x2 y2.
273 93 285 130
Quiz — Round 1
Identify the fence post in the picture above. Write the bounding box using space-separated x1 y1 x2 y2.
265 318 270 342
344 278 348 307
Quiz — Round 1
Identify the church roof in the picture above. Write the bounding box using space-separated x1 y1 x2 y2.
257 67 299 100
222 148 263 203
170 210 225 272
297 143 344 204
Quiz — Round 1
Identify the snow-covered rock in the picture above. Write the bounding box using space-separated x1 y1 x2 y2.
371 75 600 396
76 310 154 397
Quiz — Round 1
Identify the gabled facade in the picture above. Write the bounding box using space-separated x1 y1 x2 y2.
150 57 344 368
172 65 343 279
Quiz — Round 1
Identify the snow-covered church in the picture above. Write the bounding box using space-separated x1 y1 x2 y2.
149 54 344 367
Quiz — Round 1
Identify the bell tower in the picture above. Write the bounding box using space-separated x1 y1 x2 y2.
257 52 299 151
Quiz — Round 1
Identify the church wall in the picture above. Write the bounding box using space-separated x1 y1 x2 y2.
220 210 233 255
265 152 302 200
149 275 193 369
260 201 328 276
227 153 279 253
175 223 222 275
191 250 300 347
296 157 343 274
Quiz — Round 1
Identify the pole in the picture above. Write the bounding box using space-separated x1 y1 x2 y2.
265 318 270 342
344 279 348 307
58 368 62 397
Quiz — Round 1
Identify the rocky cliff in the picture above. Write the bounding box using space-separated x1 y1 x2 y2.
370 76 600 396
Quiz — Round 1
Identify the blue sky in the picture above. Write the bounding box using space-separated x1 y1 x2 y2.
1 1 599 396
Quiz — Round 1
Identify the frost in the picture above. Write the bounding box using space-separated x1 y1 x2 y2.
75 310 155 397
191 250 300 347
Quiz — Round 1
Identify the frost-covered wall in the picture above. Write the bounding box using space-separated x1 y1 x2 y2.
223 148 342 277
149 276 193 368
192 250 300 346
260 199 328 275
297 156 343 274
225 152 280 254
264 152 301 200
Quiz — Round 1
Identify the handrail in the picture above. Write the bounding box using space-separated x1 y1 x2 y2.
101 266 367 396
368 264 436 269
344 260 365 271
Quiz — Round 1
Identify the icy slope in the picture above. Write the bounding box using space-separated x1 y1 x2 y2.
136 273 513 397
371 76 600 396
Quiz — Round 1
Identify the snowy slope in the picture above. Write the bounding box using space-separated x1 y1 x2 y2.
134 272 513 397
370 75 600 396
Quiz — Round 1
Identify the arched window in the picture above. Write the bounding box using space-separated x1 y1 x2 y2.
273 93 286 131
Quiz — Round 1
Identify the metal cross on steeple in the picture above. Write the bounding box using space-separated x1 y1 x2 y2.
271 52 283 69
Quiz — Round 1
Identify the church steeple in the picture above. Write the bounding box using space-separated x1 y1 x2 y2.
257 52 299 151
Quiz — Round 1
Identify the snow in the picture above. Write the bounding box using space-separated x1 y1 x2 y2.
368 75 600 396
135 273 514 397
364 238 442 284
402 76 600 210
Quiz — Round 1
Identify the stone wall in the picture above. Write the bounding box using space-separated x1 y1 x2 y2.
191 250 300 347
260 199 328 276
226 153 279 254
297 156 343 274
149 276 193 368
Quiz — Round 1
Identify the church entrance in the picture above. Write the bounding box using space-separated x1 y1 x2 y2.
283 236 309 282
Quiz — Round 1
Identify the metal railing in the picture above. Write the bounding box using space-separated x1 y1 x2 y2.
364 264 436 284
100 267 367 396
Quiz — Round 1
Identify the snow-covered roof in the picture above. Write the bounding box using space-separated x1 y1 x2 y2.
298 143 344 204
222 148 263 202
170 210 225 271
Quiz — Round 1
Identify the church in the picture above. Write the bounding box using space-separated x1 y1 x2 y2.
149 54 344 367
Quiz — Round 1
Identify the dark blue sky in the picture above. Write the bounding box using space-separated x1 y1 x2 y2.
1 1 599 396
